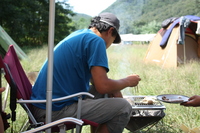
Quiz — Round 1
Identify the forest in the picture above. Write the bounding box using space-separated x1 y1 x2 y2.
1 0 200 47
104 0 200 34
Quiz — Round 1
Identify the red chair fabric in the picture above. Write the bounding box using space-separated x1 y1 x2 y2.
3 45 32 100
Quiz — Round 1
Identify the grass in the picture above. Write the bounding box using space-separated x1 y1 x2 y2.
2 44 200 133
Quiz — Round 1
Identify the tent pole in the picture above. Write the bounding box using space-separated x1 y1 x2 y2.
46 0 55 133
183 40 186 64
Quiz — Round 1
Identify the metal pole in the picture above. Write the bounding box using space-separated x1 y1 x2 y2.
46 0 55 132
183 40 186 64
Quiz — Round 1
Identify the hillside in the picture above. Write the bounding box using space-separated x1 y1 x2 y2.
72 0 200 34
103 0 200 34
70 13 92 29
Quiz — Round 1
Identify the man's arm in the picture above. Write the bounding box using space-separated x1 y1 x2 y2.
91 66 141 94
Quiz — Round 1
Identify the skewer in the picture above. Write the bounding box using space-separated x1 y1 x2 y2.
135 85 139 93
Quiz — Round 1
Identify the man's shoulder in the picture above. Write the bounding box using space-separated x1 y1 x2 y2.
75 29 103 41
74 29 93 35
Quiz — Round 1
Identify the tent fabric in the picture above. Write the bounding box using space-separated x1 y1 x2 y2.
160 15 200 48
0 25 28 59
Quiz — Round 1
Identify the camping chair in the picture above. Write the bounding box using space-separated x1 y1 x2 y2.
0 45 99 133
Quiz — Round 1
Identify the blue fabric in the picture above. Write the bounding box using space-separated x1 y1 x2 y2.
160 15 200 48
31 29 109 111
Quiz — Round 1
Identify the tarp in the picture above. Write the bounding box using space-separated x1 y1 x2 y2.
0 25 28 59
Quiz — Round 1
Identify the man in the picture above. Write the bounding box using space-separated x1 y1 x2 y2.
31 12 141 133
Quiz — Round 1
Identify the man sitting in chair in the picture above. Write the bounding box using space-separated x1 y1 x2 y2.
31 12 141 133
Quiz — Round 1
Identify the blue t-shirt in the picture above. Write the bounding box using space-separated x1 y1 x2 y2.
31 29 109 111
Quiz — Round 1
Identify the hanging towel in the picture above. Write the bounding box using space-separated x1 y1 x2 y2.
177 16 191 45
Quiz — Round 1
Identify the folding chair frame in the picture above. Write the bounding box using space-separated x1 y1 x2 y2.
0 45 99 133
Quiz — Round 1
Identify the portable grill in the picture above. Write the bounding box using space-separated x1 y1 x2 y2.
124 96 166 132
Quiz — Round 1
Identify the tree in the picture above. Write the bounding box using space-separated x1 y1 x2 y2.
70 14 92 31
140 20 161 34
195 0 200 16
131 20 147 34
0 0 75 46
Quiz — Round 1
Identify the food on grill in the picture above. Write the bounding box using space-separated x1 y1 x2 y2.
141 97 156 105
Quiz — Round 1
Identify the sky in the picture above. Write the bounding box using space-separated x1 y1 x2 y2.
67 0 116 17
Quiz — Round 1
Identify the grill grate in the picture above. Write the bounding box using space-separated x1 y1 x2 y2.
124 96 166 132
134 96 161 106
124 96 166 109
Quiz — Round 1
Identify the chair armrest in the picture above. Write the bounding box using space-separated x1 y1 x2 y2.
21 117 83 133
17 92 94 103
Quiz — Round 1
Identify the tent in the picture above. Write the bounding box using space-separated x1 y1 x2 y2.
0 25 28 59
144 15 200 68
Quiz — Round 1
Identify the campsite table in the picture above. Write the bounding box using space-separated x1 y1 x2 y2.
124 96 166 132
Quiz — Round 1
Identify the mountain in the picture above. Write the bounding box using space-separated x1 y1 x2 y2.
70 13 92 30
72 0 200 34
103 0 200 34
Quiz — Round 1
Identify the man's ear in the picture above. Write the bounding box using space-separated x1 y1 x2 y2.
108 27 114 34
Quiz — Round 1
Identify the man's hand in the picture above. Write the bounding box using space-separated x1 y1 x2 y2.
126 74 141 87
180 95 200 107
0 87 5 94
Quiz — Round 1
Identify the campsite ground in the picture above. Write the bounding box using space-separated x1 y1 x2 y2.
2 44 200 132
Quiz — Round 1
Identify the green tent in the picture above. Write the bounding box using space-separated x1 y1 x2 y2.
0 25 28 59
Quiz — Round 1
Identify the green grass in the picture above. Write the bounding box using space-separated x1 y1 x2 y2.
3 44 200 133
